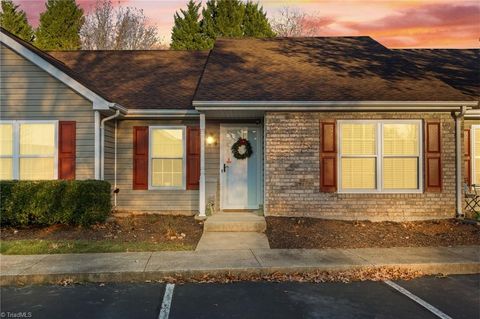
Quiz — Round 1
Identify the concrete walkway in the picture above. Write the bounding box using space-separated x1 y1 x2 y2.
196 232 270 250
1 246 478 285
197 212 269 250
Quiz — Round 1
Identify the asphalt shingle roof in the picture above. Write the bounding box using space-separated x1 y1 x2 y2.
2 28 477 111
194 37 474 102
396 49 479 100
49 50 209 109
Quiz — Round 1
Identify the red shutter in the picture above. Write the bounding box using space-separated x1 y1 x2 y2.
320 120 337 192
464 128 471 186
424 120 442 192
133 126 148 190
58 121 76 180
186 126 200 190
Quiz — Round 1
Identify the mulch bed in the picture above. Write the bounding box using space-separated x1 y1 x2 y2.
1 215 204 246
266 217 480 249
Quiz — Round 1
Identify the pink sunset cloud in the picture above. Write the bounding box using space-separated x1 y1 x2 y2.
10 0 480 48
16 0 129 26
300 2 480 48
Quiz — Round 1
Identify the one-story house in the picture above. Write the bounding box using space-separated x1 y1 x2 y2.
1 28 479 221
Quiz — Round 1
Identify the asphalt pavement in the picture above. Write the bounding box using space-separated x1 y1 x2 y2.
1 275 478 319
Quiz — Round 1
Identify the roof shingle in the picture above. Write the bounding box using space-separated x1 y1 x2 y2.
50 50 209 109
396 49 479 100
194 37 473 102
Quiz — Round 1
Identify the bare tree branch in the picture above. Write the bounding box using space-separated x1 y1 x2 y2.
270 7 324 37
80 0 162 50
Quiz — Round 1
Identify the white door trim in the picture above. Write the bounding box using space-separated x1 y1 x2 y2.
219 124 263 210
472 125 480 185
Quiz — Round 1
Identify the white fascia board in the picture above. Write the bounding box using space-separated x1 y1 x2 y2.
466 108 480 119
1 32 113 110
111 104 128 114
124 109 200 118
193 100 478 111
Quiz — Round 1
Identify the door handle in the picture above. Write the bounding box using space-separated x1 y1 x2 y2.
222 163 228 173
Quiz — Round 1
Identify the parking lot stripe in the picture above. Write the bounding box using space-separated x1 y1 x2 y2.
158 284 175 319
383 280 452 319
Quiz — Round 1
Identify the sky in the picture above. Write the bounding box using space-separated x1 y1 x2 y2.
15 0 480 48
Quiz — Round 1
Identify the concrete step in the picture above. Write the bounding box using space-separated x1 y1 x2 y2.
204 213 266 232
195 232 270 250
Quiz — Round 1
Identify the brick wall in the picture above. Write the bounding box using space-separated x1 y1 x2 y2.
265 112 457 221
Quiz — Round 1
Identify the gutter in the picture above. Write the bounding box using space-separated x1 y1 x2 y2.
123 109 200 118
110 103 128 114
193 100 478 111
454 106 468 218
465 109 480 119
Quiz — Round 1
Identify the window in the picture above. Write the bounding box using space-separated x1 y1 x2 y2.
0 123 14 180
0 121 57 180
338 120 422 193
149 126 185 189
473 125 480 185
340 123 376 190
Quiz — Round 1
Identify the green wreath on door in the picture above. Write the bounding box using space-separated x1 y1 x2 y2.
231 137 253 160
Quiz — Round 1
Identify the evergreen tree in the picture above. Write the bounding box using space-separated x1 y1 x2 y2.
243 2 275 37
35 0 84 50
202 0 244 38
171 0 209 50
0 0 34 42
172 0 275 50
198 0 217 49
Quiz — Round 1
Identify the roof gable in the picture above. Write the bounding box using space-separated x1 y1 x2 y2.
0 27 114 110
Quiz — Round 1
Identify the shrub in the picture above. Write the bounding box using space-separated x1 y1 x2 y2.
0 180 111 227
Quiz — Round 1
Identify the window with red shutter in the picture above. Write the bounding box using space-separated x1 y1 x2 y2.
58 121 76 180
320 120 337 192
424 120 442 192
133 126 148 190
186 126 200 190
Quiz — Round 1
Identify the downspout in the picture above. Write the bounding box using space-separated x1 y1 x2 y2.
114 120 118 207
100 110 121 180
454 106 467 218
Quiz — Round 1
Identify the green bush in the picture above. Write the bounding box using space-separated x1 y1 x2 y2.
0 180 111 227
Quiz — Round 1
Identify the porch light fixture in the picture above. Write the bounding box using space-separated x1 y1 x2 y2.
206 135 216 145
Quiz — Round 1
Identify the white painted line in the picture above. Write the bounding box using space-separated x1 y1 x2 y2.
158 283 175 319
384 280 452 319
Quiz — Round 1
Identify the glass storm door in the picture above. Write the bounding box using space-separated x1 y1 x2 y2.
220 125 262 210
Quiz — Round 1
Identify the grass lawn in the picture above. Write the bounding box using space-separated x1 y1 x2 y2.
0 239 195 255
1 215 204 255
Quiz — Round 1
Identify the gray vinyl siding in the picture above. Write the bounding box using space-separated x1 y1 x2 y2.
103 119 115 184
114 119 207 213
0 44 95 180
205 122 220 207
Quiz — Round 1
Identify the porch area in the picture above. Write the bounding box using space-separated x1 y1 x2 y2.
195 110 269 250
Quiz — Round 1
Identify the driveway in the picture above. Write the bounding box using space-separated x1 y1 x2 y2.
1 275 478 319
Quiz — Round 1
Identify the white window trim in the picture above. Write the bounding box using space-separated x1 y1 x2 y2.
0 120 58 180
337 119 423 194
472 125 480 185
148 126 187 190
